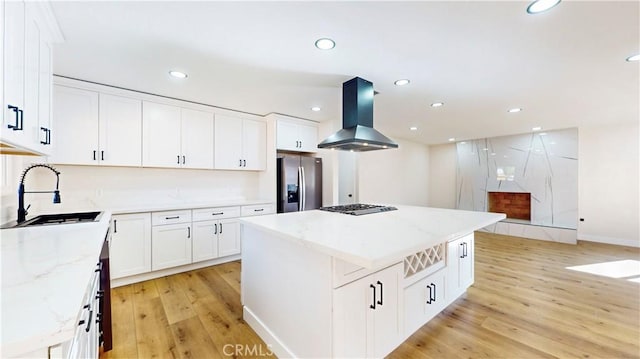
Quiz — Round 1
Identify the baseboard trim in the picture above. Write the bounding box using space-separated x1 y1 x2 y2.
577 234 640 248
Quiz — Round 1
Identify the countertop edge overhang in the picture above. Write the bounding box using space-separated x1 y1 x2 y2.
240 206 506 270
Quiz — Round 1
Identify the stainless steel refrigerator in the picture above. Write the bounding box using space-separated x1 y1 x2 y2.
277 155 322 213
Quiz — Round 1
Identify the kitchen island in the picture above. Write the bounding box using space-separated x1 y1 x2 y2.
240 205 505 358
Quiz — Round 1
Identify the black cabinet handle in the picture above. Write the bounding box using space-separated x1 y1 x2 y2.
219 223 223 234
101 151 104 161
93 150 97 161
460 242 465 258
431 283 436 302
182 155 186 164
46 128 51 145
212 212 224 216
299 140 302 148
426 284 433 304
239 159 242 167
254 208 264 212
369 284 376 310
40 127 50 144
214 223 217 235
7 105 20 130
165 216 180 220
243 159 247 167
427 283 436 304
187 226 191 238
377 280 383 306
177 155 181 164
113 219 117 233
85 310 93 332
96 290 105 299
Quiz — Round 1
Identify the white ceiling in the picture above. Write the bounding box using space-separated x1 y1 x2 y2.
50 1 639 145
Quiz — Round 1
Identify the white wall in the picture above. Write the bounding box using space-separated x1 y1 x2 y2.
357 138 430 206
578 122 639 247
428 143 457 209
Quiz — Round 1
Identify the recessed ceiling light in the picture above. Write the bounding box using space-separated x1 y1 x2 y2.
431 102 444 107
539 132 547 136
626 54 640 62
410 126 418 131
448 138 456 142
508 108 522 113
169 70 188 79
532 126 542 131
482 148 489 151
394 79 410 86
311 106 321 112
315 38 335 50
527 0 561 14
460 141 466 145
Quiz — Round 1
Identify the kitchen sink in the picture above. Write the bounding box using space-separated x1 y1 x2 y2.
1 211 103 229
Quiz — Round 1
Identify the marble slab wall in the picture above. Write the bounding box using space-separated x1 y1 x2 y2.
456 128 578 229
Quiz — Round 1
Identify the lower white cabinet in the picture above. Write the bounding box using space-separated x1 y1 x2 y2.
192 218 240 262
446 234 474 300
403 268 447 335
333 262 403 358
152 222 192 271
110 213 151 279
68 264 100 359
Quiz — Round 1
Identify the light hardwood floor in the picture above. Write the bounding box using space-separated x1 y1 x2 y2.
102 233 640 358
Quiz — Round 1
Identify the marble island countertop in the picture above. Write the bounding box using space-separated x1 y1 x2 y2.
0 212 111 357
240 205 506 269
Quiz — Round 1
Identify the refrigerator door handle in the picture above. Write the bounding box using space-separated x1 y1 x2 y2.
297 166 303 211
301 166 306 211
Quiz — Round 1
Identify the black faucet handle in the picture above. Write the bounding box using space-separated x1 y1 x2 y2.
24 204 31 216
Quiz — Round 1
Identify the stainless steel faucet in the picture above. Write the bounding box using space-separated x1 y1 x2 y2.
17 164 61 223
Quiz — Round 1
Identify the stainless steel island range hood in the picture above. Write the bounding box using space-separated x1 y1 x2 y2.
318 77 398 152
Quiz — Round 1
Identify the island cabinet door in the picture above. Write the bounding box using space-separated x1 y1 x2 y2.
446 233 475 300
333 263 403 358
403 268 447 336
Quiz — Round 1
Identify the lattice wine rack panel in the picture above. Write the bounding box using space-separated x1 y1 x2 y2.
404 243 445 278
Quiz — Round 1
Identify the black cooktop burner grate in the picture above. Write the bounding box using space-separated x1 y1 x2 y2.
318 203 397 216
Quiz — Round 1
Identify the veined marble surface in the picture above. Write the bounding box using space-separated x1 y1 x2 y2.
0 212 111 357
456 128 578 229
240 206 505 269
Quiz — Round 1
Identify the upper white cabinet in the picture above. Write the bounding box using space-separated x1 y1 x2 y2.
50 86 143 166
214 114 266 170
276 117 318 153
333 263 403 358
142 101 214 169
1 1 61 155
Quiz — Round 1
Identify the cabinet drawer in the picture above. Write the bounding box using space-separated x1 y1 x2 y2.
152 210 192 225
192 206 240 222
241 203 275 217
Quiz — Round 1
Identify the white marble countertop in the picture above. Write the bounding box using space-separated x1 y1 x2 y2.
35 198 274 215
0 212 111 358
240 205 505 269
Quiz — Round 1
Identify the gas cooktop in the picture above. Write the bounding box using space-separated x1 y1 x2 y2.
318 203 397 216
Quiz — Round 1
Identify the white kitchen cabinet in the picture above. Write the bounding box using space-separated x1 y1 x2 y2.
276 118 318 153
51 87 143 166
240 203 275 217
214 114 266 170
50 85 100 165
1 1 59 155
142 101 214 169
403 268 447 336
447 233 474 300
192 218 240 261
218 219 240 257
333 262 403 358
151 210 193 271
110 213 152 279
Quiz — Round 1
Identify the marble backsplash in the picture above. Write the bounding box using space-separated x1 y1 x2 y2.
456 128 578 229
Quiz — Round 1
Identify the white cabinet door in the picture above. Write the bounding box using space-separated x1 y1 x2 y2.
23 4 41 152
142 101 181 168
151 223 192 271
192 220 218 262
110 213 152 279
2 1 25 146
333 263 403 358
218 219 240 257
242 118 266 170
37 39 52 154
50 85 99 165
214 114 243 170
298 122 318 153
403 268 447 336
276 120 299 151
447 233 474 300
99 94 142 166
181 108 214 169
